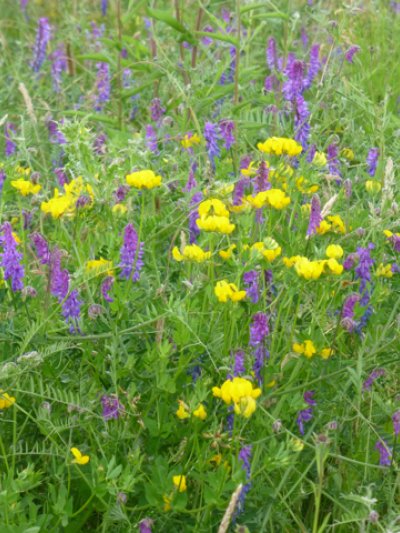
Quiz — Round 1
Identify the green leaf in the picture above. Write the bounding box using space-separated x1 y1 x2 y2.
146 8 196 44
195 30 239 47
240 4 289 18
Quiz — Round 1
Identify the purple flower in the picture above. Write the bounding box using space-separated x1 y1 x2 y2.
355 244 374 293
393 411 400 436
54 167 69 186
145 124 158 153
233 350 245 376
363 368 385 392
219 120 235 150
101 276 114 303
233 177 249 206
327 143 341 177
201 25 214 45
119 223 144 282
253 345 269 384
50 248 69 301
62 289 82 332
343 252 357 271
375 439 392 466
114 185 129 204
204 122 220 170
50 44 67 93
101 394 125 420
94 62 111 111
307 194 322 236
345 46 360 63
294 94 310 148
264 75 279 93
341 293 360 332
304 44 321 90
237 445 252 514
5 123 17 157
0 169 6 193
343 178 352 198
183 162 198 193
283 60 305 101
47 119 66 145
249 312 269 346
31 18 51 72
304 390 316 406
300 28 309 49
150 98 165 123
243 270 259 304
0 222 24 291
366 148 379 176
253 160 270 193
101 0 107 16
307 144 317 163
94 133 107 155
30 232 50 264
139 518 153 533
266 37 278 71
297 407 313 435
189 192 202 243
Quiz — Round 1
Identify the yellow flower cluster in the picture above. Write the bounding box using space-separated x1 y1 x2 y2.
257 137 303 157
214 280 246 302
219 244 236 260
293 341 333 359
181 133 201 149
212 377 261 418
176 400 207 420
376 263 393 278
126 169 162 189
41 177 94 219
172 244 211 263
86 258 113 276
197 198 235 234
312 151 327 166
0 391 16 409
317 215 346 235
365 180 381 193
10 178 41 196
246 188 291 210
295 176 319 194
245 238 282 262
284 255 343 279
163 475 188 511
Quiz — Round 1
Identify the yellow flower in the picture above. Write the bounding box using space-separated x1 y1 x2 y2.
0 391 16 409
172 475 187 492
212 377 261 418
257 137 302 157
365 180 381 193
295 176 319 194
320 348 334 359
326 258 343 275
219 244 236 260
209 454 222 466
325 244 344 259
112 203 128 215
181 133 201 149
11 179 41 196
197 215 235 234
163 494 172 511
327 215 346 234
86 258 113 276
248 239 282 262
246 188 290 210
293 340 317 358
383 229 393 238
312 151 327 166
214 280 246 302
241 161 259 176
316 220 331 235
70 447 90 465
376 263 393 278
126 169 162 189
198 198 229 218
176 400 190 420
172 244 211 263
341 148 355 161
15 165 31 177
41 189 75 219
193 404 207 420
283 255 301 268
294 257 324 280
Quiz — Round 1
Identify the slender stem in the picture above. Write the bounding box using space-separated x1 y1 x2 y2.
191 8 204 68
116 0 123 129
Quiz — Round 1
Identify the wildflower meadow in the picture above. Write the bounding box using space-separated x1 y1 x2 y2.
2 0 400 531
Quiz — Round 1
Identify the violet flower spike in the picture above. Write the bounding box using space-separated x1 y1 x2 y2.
0 222 24 292
375 439 392 466
219 120 235 150
306 194 322 236
345 45 360 63
266 37 278 71
49 248 69 301
392 411 400 436
363 368 385 392
50 44 67 93
119 223 144 282
253 345 269 384
101 395 125 420
233 350 245 377
31 17 51 72
5 123 17 157
30 232 50 264
249 312 269 346
94 62 111 111
327 143 341 177
204 121 220 170
145 124 158 153
236 445 252 515
188 192 202 243
101 276 114 303
139 518 153 533
101 0 107 16
243 270 259 304
62 289 82 333
366 148 379 176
